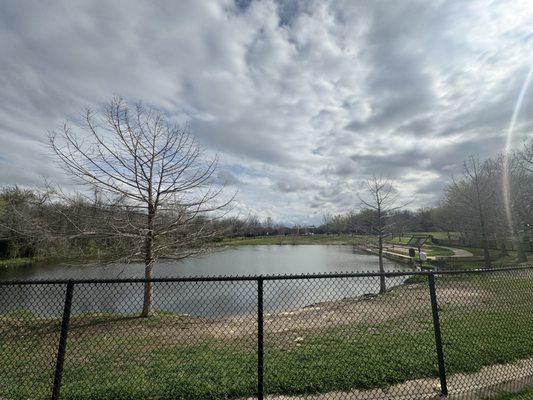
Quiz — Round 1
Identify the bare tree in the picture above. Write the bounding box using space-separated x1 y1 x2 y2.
519 140 533 173
446 156 496 267
263 216 274 232
0 187 52 258
321 212 333 234
49 97 231 316
505 150 532 262
358 176 407 294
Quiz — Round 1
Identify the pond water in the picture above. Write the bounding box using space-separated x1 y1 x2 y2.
0 245 410 317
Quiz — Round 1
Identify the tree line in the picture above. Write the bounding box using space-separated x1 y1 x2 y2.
314 144 532 268
2 142 532 267
0 96 531 310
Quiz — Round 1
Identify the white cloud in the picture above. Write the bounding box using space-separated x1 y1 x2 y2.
0 0 532 224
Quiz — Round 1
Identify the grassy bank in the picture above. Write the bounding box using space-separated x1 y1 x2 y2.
490 389 533 399
0 256 43 268
2 271 533 399
217 234 374 246
430 252 533 270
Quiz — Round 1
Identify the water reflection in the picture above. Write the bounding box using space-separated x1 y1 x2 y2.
0 245 409 317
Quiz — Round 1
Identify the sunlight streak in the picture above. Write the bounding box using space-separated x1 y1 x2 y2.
502 63 533 245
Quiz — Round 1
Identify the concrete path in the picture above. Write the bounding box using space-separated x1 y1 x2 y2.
437 245 473 258
383 244 474 259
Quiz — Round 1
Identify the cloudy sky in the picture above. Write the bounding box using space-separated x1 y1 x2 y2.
0 0 532 225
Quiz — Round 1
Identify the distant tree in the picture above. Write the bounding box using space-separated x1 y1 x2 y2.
389 210 415 239
503 150 532 262
245 214 262 236
414 208 436 232
321 212 333 234
345 210 359 235
330 214 348 234
358 177 407 294
445 156 495 267
0 187 47 258
519 140 533 173
431 204 457 241
263 216 273 232
49 97 230 317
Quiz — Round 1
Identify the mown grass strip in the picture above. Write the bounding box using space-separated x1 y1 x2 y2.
489 388 533 400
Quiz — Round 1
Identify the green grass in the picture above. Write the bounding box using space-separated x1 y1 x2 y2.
431 252 533 271
2 273 533 399
0 256 42 268
421 231 460 240
386 236 455 256
489 388 533 399
424 245 454 257
218 234 374 246
3 309 533 399
387 236 533 266
385 242 455 257
453 245 504 258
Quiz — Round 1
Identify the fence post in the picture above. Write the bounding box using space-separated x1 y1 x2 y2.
428 272 448 398
257 277 264 400
51 280 75 400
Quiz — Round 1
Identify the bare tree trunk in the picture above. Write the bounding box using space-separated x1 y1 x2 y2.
142 209 155 317
142 259 154 317
499 238 508 257
473 168 491 268
481 222 490 268
516 232 527 263
378 233 386 294
358 177 407 294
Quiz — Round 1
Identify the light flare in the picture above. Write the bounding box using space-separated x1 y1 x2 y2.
502 64 533 243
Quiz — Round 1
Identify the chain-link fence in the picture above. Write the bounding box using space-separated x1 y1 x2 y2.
1 266 533 399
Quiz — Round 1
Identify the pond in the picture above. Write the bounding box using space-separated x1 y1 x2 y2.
0 245 411 317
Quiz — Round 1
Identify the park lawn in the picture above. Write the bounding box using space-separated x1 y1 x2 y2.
218 234 373 246
454 245 506 258
489 389 533 399
435 251 533 270
423 245 454 257
402 231 463 241
418 231 460 240
0 256 43 268
385 242 455 257
386 231 451 245
2 274 533 400
386 236 412 245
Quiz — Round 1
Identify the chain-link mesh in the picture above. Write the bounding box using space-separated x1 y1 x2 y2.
59 280 258 400
436 268 533 399
1 267 533 400
263 275 439 399
0 283 66 399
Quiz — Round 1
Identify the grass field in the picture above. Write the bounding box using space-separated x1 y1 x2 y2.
217 234 374 246
0 256 42 268
385 242 455 257
490 389 533 399
2 271 533 399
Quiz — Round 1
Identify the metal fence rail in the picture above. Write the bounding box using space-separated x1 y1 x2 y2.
1 266 533 399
